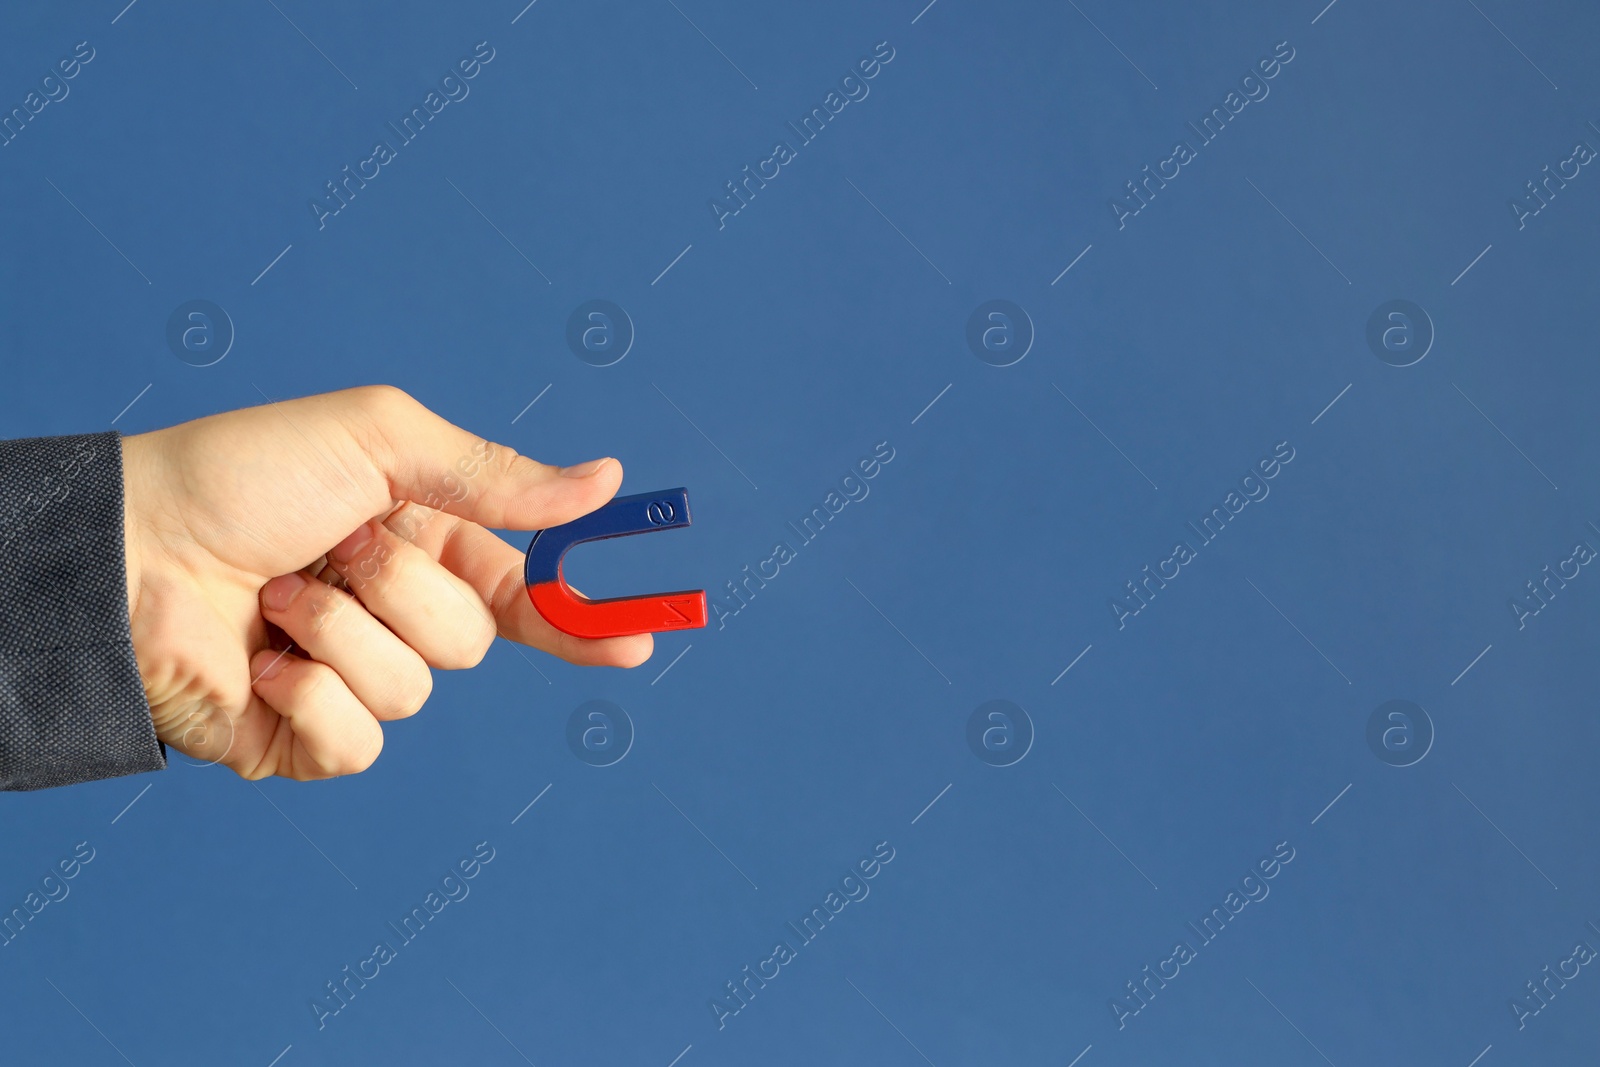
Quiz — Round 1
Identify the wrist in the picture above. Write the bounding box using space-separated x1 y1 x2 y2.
119 432 156 641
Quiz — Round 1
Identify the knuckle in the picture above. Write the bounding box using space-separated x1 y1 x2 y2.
488 440 521 471
480 439 535 483
467 620 496 662
497 445 549 483
293 659 343 703
470 625 496 665
346 386 420 462
447 623 496 670
432 648 475 671
343 538 402 593
385 501 434 545
353 383 415 415
337 731 383 776
385 666 433 719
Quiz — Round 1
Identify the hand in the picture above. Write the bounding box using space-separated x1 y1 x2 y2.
120 385 651 781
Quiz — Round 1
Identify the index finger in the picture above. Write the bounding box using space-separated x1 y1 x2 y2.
333 385 624 531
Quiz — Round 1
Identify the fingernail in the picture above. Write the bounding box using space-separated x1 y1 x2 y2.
262 572 308 612
559 457 611 479
330 522 375 563
253 650 289 682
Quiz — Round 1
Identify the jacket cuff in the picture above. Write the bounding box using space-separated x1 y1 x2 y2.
0 431 165 790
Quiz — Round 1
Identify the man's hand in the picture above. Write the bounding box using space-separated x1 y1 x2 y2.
120 385 651 781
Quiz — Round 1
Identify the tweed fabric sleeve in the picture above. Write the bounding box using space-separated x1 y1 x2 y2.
0 431 165 791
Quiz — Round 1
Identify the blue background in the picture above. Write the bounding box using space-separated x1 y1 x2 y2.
3 0 1599 1063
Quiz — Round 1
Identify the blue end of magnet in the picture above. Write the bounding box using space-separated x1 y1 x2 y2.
524 488 693 588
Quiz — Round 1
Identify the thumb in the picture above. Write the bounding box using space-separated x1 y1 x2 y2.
338 385 622 531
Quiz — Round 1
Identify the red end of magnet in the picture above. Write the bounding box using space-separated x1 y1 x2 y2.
528 579 707 640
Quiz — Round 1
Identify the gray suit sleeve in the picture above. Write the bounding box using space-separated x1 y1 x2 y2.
0 431 165 791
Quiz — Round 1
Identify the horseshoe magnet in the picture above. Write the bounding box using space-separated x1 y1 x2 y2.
524 487 707 639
